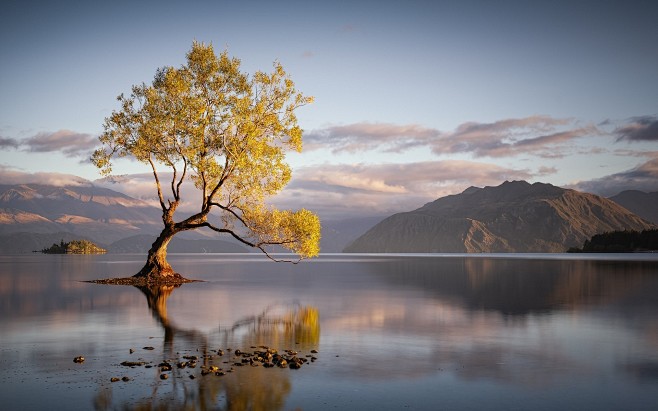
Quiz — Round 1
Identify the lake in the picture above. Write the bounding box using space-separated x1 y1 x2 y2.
1 253 657 410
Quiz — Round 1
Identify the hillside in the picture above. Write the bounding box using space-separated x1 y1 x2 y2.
107 235 248 254
0 232 249 254
609 190 658 224
345 181 656 253
0 183 162 243
320 216 384 252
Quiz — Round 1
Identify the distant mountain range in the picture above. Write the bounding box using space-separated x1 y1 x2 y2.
0 183 161 243
0 232 248 254
0 183 249 253
345 181 657 253
1 180 656 254
0 182 369 254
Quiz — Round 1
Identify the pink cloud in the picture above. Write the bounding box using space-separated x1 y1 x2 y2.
22 130 98 157
0 166 90 186
304 116 597 159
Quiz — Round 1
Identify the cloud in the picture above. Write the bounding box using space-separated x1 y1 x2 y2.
305 116 596 159
22 130 98 157
269 160 534 219
567 156 658 197
431 116 596 158
94 173 205 214
0 136 19 149
94 173 166 207
614 116 658 142
0 166 90 186
304 122 439 154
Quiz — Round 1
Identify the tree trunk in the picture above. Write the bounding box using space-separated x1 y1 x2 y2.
134 226 179 281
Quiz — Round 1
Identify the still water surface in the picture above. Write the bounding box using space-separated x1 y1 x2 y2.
0 253 657 410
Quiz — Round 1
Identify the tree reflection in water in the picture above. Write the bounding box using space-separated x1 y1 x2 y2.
94 284 320 410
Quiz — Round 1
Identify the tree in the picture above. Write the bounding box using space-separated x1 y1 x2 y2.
92 42 320 283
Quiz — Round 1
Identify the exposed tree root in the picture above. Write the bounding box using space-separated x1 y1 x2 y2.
86 272 199 287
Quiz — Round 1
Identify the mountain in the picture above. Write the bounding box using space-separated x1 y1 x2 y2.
107 235 247 253
0 183 162 244
344 181 656 253
320 216 384 252
0 232 249 254
609 190 658 224
0 231 96 254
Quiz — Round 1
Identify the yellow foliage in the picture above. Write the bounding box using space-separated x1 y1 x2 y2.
92 41 321 260
243 206 321 258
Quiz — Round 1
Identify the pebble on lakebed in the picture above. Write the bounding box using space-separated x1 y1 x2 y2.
109 345 321 382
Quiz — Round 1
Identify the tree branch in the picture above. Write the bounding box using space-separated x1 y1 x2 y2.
148 156 167 213
208 201 248 227
205 155 231 209
190 221 301 263
176 158 187 201
170 162 178 202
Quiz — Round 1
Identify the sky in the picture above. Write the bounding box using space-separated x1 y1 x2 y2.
1 0 657 220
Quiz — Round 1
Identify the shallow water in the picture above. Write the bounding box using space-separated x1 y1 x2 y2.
1 253 657 410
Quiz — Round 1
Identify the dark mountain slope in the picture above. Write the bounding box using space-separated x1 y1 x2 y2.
609 190 658 224
345 181 655 253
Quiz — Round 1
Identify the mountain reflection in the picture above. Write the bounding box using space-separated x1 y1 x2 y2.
369 257 658 315
95 283 320 410
319 256 658 385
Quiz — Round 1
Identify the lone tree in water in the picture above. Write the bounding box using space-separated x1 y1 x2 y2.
92 42 320 283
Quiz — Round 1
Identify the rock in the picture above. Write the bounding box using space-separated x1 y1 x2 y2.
110 377 120 382
73 356 85 363
122 376 131 382
288 356 304 369
289 362 302 369
129 349 135 354
160 373 168 380
311 349 318 353
143 346 155 350
121 361 146 367
189 375 196 380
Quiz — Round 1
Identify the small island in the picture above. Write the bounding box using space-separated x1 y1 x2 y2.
42 240 107 254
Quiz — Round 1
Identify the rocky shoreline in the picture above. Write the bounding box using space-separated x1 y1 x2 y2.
74 344 321 383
